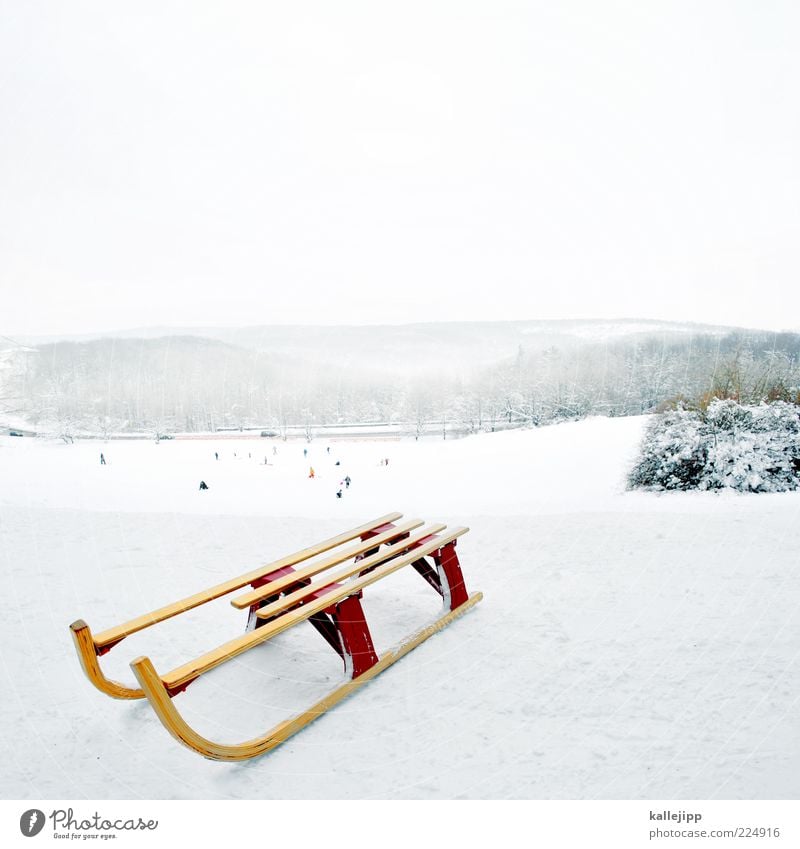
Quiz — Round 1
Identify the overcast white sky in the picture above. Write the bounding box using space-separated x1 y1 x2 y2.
1 1 799 336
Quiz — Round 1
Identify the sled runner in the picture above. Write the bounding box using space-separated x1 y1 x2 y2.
69 512 482 761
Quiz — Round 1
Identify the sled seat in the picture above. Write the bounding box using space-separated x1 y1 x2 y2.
77 512 404 654
160 523 469 693
69 512 483 761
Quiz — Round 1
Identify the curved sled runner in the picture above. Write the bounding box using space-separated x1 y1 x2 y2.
131 594 481 761
70 513 483 760
70 619 144 699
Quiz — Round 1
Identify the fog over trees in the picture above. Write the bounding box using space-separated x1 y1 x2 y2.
3 321 799 439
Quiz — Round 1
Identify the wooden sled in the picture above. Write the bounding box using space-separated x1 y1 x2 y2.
70 512 483 761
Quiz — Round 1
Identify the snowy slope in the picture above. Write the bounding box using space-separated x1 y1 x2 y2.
0 418 798 799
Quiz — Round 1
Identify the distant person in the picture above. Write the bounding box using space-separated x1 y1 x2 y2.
99 453 106 465
199 480 209 490
309 466 315 479
336 489 342 499
385 458 390 466
335 460 340 466
327 446 331 454
215 451 219 460
345 475 351 489
273 446 278 455
304 448 308 458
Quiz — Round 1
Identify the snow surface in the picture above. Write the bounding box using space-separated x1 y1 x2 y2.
1 417 798 799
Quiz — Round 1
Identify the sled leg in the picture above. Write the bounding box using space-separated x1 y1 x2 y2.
70 620 144 700
130 592 483 761
431 541 469 610
330 594 379 678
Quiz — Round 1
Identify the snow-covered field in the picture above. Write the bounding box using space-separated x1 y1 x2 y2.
1 417 798 799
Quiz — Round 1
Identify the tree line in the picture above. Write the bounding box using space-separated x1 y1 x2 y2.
4 329 799 439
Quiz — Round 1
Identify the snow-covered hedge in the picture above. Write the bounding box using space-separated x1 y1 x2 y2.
628 400 800 492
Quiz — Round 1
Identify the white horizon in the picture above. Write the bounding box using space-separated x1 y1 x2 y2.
6 314 800 345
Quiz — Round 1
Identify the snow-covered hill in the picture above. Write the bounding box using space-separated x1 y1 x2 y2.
14 318 748 372
1 417 798 799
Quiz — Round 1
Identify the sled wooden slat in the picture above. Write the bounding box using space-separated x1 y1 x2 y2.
235 523 447 621
162 526 469 692
92 511 403 649
230 518 429 610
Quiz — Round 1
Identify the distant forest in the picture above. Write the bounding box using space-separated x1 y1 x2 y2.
3 323 799 439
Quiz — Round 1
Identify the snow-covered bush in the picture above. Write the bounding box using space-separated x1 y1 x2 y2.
627 408 708 490
629 400 800 492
